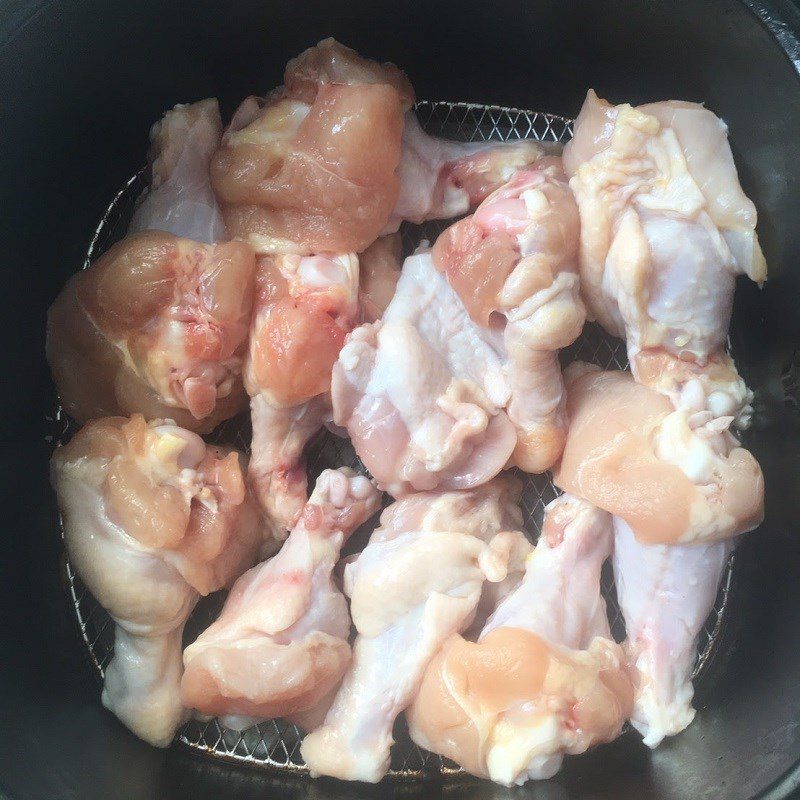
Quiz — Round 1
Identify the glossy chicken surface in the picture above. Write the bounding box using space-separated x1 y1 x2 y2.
50 415 261 746
213 39 545 255
613 518 732 747
300 476 529 782
245 237 400 536
554 364 764 544
333 159 584 495
181 468 380 730
45 41 772 782
563 90 766 423
48 100 256 433
211 39 412 255
553 365 762 747
408 495 632 785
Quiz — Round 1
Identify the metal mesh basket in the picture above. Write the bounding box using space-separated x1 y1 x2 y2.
57 99 735 779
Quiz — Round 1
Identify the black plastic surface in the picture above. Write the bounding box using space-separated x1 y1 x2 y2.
0 1 799 798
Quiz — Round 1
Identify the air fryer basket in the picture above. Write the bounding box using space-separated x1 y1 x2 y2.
1 1 799 799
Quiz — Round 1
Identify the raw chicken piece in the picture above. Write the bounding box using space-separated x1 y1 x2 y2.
129 98 227 243
282 37 415 109
47 231 255 432
408 495 632 786
385 112 547 231
47 100 256 432
358 234 403 323
435 161 585 473
480 495 614 645
332 159 584 495
563 90 767 423
248 394 332 545
376 473 531 636
553 365 763 745
211 39 412 255
244 252 359 535
213 39 546 254
50 415 262 746
245 234 402 537
181 469 380 729
553 365 764 544
246 253 359 409
613 518 732 747
332 252 516 497
300 477 529 782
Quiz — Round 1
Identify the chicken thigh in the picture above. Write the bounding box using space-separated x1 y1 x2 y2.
50 415 262 746
563 90 767 423
332 159 584 496
300 476 529 782
47 100 256 432
407 495 632 786
553 365 763 745
181 468 380 730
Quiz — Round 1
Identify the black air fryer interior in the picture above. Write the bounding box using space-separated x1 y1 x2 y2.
1 2 799 799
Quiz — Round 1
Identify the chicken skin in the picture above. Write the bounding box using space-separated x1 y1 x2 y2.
213 39 545 256
244 236 401 537
211 39 412 255
553 364 763 746
332 158 584 496
47 100 256 432
613 518 732 747
408 495 632 786
563 90 766 424
181 469 380 731
50 415 261 746
301 476 529 782
553 364 764 545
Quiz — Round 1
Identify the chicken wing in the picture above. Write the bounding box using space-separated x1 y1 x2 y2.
613 518 732 747
300 476 528 782
332 159 584 495
407 495 632 786
211 39 412 255
563 90 766 423
181 468 380 730
245 239 400 537
553 364 763 745
47 100 256 432
385 111 547 231
128 98 226 243
50 415 261 746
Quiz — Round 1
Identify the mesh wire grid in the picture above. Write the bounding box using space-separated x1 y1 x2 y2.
56 100 735 778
